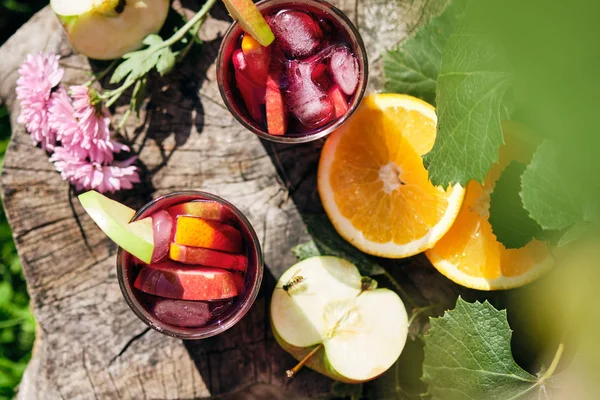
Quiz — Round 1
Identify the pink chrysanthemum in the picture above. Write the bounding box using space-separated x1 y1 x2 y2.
50 147 140 193
16 52 64 150
48 85 127 164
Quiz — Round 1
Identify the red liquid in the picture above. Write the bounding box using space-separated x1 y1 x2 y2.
228 4 362 137
119 193 260 333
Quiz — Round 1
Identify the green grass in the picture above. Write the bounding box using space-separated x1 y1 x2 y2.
0 1 47 397
0 107 35 399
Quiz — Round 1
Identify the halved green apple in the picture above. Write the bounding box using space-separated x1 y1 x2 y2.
51 0 170 60
271 256 408 383
222 0 275 47
78 190 154 263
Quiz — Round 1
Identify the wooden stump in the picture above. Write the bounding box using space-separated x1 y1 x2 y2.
0 1 465 398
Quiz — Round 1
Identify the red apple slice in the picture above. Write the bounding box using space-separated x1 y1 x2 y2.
266 48 288 135
328 85 349 119
134 261 238 301
152 299 212 327
233 49 265 123
169 243 248 272
168 201 230 222
175 216 243 253
151 210 174 263
232 272 246 296
222 0 275 47
241 33 271 85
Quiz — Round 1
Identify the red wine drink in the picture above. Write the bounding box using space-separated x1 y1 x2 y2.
217 0 368 143
117 191 263 339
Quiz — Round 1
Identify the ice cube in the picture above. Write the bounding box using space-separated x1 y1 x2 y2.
286 59 334 128
329 46 359 95
152 299 212 327
268 10 322 58
151 210 173 263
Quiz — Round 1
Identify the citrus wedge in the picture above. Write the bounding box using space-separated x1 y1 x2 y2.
425 125 552 290
318 94 465 258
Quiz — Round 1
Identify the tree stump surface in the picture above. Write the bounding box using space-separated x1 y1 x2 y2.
0 1 465 399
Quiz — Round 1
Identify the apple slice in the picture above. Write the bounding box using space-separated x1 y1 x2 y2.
168 201 229 222
241 33 270 85
175 216 243 253
271 256 408 383
233 49 265 123
151 210 173 263
222 0 275 47
51 0 170 60
266 48 287 135
78 190 154 264
152 298 212 327
328 85 349 119
134 261 238 300
169 243 248 272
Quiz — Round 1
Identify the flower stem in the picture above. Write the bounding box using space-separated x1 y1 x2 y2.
103 0 217 108
540 342 564 382
161 0 217 49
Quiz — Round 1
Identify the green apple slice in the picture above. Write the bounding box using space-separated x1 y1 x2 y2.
271 256 363 347
51 0 170 60
78 190 153 263
271 256 409 383
222 0 275 47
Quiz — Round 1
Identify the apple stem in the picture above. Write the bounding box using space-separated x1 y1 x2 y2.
286 343 324 379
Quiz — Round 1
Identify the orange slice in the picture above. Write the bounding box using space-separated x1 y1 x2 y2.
425 131 553 290
318 94 465 258
175 216 243 253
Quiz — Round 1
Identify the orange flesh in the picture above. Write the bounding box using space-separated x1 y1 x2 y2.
175 216 243 253
427 169 548 279
327 101 453 245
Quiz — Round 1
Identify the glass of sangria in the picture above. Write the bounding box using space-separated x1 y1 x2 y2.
217 0 368 143
116 191 263 339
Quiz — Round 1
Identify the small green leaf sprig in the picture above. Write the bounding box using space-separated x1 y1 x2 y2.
95 0 217 129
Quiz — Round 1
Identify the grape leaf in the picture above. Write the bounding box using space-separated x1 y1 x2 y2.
489 161 541 248
424 28 511 186
423 298 558 399
383 0 467 105
521 141 584 231
293 214 385 276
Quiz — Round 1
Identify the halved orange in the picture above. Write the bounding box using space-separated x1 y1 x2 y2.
425 124 553 290
318 94 465 258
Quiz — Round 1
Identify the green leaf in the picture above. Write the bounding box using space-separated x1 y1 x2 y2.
424 28 511 186
383 0 467 105
110 48 161 84
423 297 557 399
557 222 592 247
489 161 542 248
131 77 147 118
142 34 163 46
521 141 583 231
297 214 385 276
156 47 176 76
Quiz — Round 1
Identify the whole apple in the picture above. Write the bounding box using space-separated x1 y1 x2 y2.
51 0 170 60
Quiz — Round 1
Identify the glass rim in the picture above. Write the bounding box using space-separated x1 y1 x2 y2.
216 0 369 144
116 190 264 340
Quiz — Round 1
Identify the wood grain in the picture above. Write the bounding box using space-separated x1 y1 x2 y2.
0 1 462 399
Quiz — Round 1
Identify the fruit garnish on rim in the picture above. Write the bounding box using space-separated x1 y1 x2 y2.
78 190 254 329
318 94 465 258
271 256 408 382
222 0 275 46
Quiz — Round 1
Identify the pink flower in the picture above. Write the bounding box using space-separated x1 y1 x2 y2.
50 147 140 193
16 52 64 150
48 86 128 164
